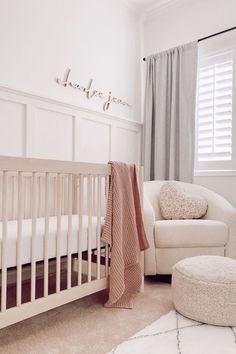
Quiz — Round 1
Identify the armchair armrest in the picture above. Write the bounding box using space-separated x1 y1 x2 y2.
201 187 236 259
143 195 157 275
143 195 155 244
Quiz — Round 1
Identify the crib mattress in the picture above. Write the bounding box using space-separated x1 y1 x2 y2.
0 215 104 268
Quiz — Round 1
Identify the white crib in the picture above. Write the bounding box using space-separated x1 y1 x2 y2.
0 156 114 329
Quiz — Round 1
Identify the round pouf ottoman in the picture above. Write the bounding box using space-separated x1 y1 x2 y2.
172 255 236 326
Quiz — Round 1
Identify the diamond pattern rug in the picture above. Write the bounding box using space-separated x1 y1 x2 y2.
107 310 236 354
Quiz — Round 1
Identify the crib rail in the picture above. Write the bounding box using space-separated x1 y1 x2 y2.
0 156 111 328
0 156 111 175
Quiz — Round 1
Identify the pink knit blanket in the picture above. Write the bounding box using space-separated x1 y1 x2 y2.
101 162 149 309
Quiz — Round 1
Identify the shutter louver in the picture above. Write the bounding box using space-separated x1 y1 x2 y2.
197 55 233 162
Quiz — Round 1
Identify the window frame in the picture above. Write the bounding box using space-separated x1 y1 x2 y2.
195 45 236 176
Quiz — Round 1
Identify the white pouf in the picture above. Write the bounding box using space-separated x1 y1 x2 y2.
172 255 236 326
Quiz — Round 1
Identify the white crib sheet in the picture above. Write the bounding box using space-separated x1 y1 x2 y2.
0 215 104 268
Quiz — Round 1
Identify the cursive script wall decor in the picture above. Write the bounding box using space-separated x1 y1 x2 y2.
56 68 132 112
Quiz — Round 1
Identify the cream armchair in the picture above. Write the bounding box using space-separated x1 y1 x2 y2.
143 180 236 275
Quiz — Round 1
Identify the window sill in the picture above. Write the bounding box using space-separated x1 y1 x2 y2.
194 170 236 177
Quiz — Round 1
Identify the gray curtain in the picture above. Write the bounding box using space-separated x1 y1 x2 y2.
144 41 198 182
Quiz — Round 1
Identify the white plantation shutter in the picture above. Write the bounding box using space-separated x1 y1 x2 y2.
197 53 233 163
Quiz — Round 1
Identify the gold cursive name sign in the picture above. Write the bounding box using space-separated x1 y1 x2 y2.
56 69 131 112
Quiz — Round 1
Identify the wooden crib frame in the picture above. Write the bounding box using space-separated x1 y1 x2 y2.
0 156 115 329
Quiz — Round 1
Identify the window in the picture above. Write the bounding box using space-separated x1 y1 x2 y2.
195 36 236 175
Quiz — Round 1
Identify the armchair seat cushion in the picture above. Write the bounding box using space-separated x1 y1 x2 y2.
154 219 228 248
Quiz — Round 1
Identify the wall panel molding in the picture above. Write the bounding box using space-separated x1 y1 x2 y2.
0 85 142 165
0 84 142 127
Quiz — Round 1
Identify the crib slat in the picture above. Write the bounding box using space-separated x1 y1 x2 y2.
24 176 30 219
22 176 26 219
56 173 62 293
14 176 18 220
16 172 23 306
96 175 102 280
44 172 50 297
78 175 84 286
105 245 109 276
1 171 8 312
12 176 16 220
93 176 96 212
39 176 44 217
87 175 93 283
64 177 68 215
31 172 37 301
62 176 65 215
54 176 57 215
105 175 109 276
67 174 72 289
138 167 144 292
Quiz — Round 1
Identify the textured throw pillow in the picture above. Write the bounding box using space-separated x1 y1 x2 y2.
159 181 208 220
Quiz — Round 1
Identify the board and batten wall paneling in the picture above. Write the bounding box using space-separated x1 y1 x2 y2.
111 125 141 164
0 99 26 157
32 108 74 161
0 86 142 165
76 116 111 163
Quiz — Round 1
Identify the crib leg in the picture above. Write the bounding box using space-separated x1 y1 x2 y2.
139 276 144 293
139 251 144 292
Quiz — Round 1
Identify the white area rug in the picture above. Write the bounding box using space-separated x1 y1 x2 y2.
107 310 236 354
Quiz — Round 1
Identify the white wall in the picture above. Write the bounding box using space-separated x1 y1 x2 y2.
142 0 236 56
0 0 141 121
0 0 142 165
194 175 236 208
142 0 236 207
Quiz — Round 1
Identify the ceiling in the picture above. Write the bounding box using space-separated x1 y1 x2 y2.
124 0 179 14
126 0 171 10
126 0 158 9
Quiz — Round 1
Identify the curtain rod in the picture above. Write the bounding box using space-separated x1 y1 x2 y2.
143 26 236 61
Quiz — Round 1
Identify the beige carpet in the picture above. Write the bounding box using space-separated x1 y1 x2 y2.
0 277 173 354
